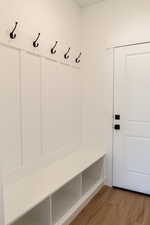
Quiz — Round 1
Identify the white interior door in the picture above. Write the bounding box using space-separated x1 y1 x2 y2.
113 43 150 194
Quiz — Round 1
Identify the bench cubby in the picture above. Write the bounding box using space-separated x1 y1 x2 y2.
12 197 51 225
52 175 81 224
82 157 104 194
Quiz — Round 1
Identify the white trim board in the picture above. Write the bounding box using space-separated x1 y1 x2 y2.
0 181 4 225
0 41 80 70
107 40 150 50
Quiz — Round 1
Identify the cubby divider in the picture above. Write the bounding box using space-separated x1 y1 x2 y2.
52 175 82 225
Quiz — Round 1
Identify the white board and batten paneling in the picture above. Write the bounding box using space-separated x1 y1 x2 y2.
0 42 81 181
0 27 105 225
113 43 150 194
0 1 94 224
0 42 105 225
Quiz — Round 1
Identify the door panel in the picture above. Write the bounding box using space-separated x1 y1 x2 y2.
0 45 21 175
126 137 150 173
126 53 150 121
113 44 150 194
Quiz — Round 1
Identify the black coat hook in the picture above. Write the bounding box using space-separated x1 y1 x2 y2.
51 41 58 54
10 21 18 39
33 33 40 48
75 52 82 64
64 47 71 59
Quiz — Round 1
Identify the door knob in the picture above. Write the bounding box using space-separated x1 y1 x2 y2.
114 124 120 130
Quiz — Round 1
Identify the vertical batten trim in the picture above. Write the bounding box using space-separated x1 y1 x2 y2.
19 50 24 167
0 186 4 225
0 168 4 225
40 57 43 155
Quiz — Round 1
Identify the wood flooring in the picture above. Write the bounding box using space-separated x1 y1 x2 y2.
70 186 150 225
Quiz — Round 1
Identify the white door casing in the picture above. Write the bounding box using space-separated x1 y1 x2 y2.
113 43 150 194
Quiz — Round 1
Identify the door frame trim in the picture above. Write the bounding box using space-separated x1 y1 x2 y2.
113 40 150 49
112 48 115 186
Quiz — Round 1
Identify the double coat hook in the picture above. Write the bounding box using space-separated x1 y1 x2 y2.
33 33 40 48
75 52 82 64
64 47 71 59
51 41 58 54
10 21 18 39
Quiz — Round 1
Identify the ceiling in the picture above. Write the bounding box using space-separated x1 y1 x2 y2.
75 0 103 8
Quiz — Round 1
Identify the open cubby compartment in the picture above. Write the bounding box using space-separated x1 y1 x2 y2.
82 156 105 194
52 174 82 225
11 197 51 225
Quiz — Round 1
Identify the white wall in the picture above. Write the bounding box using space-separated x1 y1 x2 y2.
0 0 81 49
0 0 82 183
81 0 150 185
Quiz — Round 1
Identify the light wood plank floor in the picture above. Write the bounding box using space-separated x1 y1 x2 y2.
70 186 150 225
